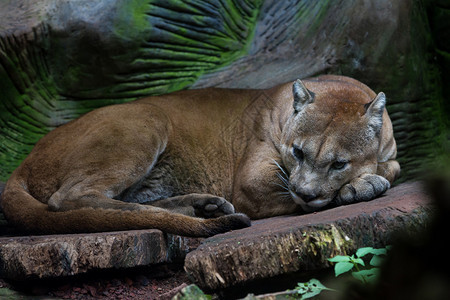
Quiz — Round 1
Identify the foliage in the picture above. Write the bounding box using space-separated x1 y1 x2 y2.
327 246 391 284
172 284 212 300
293 279 334 299
286 245 391 299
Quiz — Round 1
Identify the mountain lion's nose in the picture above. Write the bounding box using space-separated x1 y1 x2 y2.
297 192 317 202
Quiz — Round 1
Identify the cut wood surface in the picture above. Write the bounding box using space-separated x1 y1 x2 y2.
184 181 432 290
0 230 201 280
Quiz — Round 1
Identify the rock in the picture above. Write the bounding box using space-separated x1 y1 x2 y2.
0 230 201 280
0 0 447 182
184 182 432 291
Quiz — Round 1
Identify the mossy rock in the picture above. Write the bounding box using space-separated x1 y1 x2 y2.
0 0 448 181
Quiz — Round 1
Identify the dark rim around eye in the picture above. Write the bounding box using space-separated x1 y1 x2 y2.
292 145 304 161
332 161 347 170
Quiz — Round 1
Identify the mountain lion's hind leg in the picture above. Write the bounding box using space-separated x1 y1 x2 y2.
47 104 172 214
150 194 235 218
48 189 157 212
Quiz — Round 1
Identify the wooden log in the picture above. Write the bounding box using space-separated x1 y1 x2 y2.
0 230 201 280
184 182 432 291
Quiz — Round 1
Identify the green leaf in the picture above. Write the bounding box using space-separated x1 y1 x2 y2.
351 257 365 266
356 247 375 258
295 279 334 299
334 261 354 277
356 247 387 258
370 255 385 267
172 284 211 300
328 255 351 263
370 248 387 256
352 268 380 283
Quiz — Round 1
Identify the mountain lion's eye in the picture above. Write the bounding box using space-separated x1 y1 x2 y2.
331 161 348 170
292 145 304 161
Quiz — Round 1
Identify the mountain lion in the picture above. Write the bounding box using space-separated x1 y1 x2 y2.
1 75 400 237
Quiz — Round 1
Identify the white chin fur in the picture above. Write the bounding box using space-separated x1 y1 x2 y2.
307 199 329 208
289 190 329 212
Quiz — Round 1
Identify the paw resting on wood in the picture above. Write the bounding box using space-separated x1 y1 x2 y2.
193 195 236 218
335 174 390 206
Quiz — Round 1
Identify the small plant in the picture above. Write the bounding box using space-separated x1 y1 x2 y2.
293 279 334 299
275 246 391 300
327 246 391 284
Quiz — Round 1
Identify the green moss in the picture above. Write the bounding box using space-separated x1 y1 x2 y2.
297 0 332 39
115 0 151 40
109 0 264 96
0 62 53 181
302 225 354 263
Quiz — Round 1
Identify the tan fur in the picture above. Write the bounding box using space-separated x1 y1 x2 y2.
1 75 400 236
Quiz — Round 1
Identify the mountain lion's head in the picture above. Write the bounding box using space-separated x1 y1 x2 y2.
279 79 388 212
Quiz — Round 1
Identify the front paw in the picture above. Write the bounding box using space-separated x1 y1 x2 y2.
335 174 390 206
193 195 235 218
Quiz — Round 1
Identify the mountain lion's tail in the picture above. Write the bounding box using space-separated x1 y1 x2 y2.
1 174 250 237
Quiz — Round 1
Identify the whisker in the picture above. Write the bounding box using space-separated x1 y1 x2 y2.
276 191 291 196
276 172 289 186
273 182 290 191
271 158 289 178
270 158 292 198
275 193 292 200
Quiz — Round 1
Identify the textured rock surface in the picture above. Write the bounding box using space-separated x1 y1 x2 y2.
0 0 448 181
0 230 201 280
184 182 432 291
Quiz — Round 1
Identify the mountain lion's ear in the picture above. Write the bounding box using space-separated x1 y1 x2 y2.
364 92 386 134
293 79 314 113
